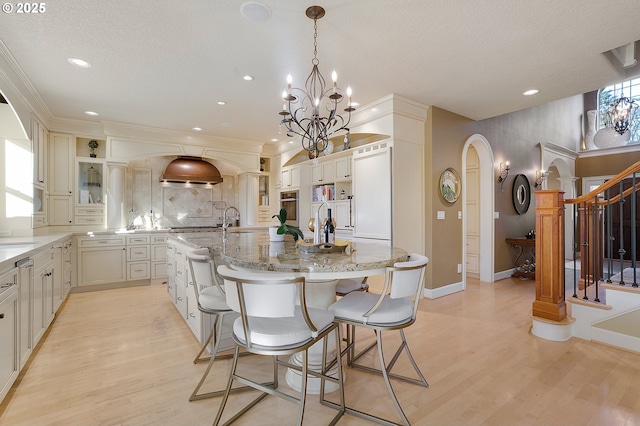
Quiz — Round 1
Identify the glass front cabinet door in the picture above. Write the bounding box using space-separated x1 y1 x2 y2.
75 158 107 227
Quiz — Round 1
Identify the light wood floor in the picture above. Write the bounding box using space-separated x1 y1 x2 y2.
2 277 640 426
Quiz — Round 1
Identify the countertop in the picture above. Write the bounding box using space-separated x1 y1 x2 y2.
0 232 74 269
169 230 407 278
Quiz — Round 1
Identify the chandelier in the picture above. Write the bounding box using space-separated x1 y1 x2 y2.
279 6 355 159
606 95 638 135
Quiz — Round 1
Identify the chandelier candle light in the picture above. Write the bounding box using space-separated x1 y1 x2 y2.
279 5 355 159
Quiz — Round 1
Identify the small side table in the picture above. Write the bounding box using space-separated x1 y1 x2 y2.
506 237 535 279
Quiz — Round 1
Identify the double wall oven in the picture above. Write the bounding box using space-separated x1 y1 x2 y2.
280 190 299 226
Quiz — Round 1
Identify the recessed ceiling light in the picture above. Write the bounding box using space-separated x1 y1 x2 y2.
217 101 226 106
523 89 539 96
243 75 254 81
192 127 202 131
270 138 278 142
351 102 360 107
68 58 91 68
241 1 271 22
84 111 99 116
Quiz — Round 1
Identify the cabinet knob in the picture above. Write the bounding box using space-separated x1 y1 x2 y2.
0 313 4 319
177 297 183 301
189 313 196 318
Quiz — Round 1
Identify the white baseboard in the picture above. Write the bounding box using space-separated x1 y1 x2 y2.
494 268 515 281
423 281 464 299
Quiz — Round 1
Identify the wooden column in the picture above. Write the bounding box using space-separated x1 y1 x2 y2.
532 190 566 321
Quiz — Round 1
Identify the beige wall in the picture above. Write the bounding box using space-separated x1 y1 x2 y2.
576 152 640 187
424 95 584 285
426 107 475 289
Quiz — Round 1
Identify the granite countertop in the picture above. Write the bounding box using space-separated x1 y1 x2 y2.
169 231 407 278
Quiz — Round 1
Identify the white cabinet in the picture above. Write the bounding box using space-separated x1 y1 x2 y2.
127 235 150 281
49 196 73 225
281 165 300 189
334 156 352 181
61 239 73 299
311 161 334 184
32 248 54 346
31 115 47 188
48 133 74 195
48 133 74 226
352 142 392 240
333 200 353 230
150 235 167 283
0 267 18 404
166 239 230 349
75 158 106 226
16 258 33 370
77 236 127 286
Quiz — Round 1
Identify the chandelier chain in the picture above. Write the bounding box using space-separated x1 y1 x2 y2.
313 18 319 65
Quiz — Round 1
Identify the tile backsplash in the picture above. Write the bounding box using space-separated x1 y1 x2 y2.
125 157 238 228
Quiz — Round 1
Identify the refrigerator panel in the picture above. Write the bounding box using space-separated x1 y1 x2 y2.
352 143 392 240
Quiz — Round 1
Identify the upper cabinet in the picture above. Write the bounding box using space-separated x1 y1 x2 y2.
31 115 47 188
281 165 301 189
48 133 74 195
311 161 334 184
334 156 352 181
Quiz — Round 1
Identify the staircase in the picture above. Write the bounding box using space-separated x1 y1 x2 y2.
533 161 640 353
569 284 640 353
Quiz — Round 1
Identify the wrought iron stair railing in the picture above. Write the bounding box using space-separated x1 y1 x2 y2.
564 161 640 304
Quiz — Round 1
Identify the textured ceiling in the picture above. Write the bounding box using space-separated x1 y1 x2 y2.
0 0 639 146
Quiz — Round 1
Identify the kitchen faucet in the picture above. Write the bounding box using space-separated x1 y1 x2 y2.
222 206 240 238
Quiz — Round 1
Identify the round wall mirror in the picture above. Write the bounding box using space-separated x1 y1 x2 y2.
512 174 531 215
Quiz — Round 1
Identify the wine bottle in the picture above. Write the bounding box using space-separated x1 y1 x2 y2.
327 208 335 244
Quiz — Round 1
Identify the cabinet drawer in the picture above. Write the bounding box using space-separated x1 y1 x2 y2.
32 214 46 228
151 235 167 244
127 235 151 245
128 261 150 280
75 216 105 226
75 206 104 216
78 236 126 247
127 246 150 261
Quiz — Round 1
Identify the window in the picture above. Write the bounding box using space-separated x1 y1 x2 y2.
598 78 640 144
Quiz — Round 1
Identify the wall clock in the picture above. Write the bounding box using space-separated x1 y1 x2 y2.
439 167 461 203
512 174 531 215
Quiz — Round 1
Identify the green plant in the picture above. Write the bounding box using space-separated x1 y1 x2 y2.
272 208 304 241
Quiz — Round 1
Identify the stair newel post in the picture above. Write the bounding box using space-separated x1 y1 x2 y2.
532 190 567 322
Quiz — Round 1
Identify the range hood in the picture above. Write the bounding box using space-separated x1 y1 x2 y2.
161 156 223 184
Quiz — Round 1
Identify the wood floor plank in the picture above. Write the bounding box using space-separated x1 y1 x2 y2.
1 277 640 425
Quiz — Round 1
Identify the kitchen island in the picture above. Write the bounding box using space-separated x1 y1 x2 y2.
167 229 408 394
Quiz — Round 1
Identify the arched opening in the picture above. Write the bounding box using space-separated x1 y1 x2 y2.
462 134 495 284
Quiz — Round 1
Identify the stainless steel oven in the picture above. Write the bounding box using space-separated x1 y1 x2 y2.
280 190 298 226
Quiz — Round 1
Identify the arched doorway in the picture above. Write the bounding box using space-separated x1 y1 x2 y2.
462 134 495 284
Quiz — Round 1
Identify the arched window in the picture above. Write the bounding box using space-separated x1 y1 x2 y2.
598 78 640 144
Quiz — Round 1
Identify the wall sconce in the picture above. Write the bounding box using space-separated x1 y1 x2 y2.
498 161 510 191
535 169 548 189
